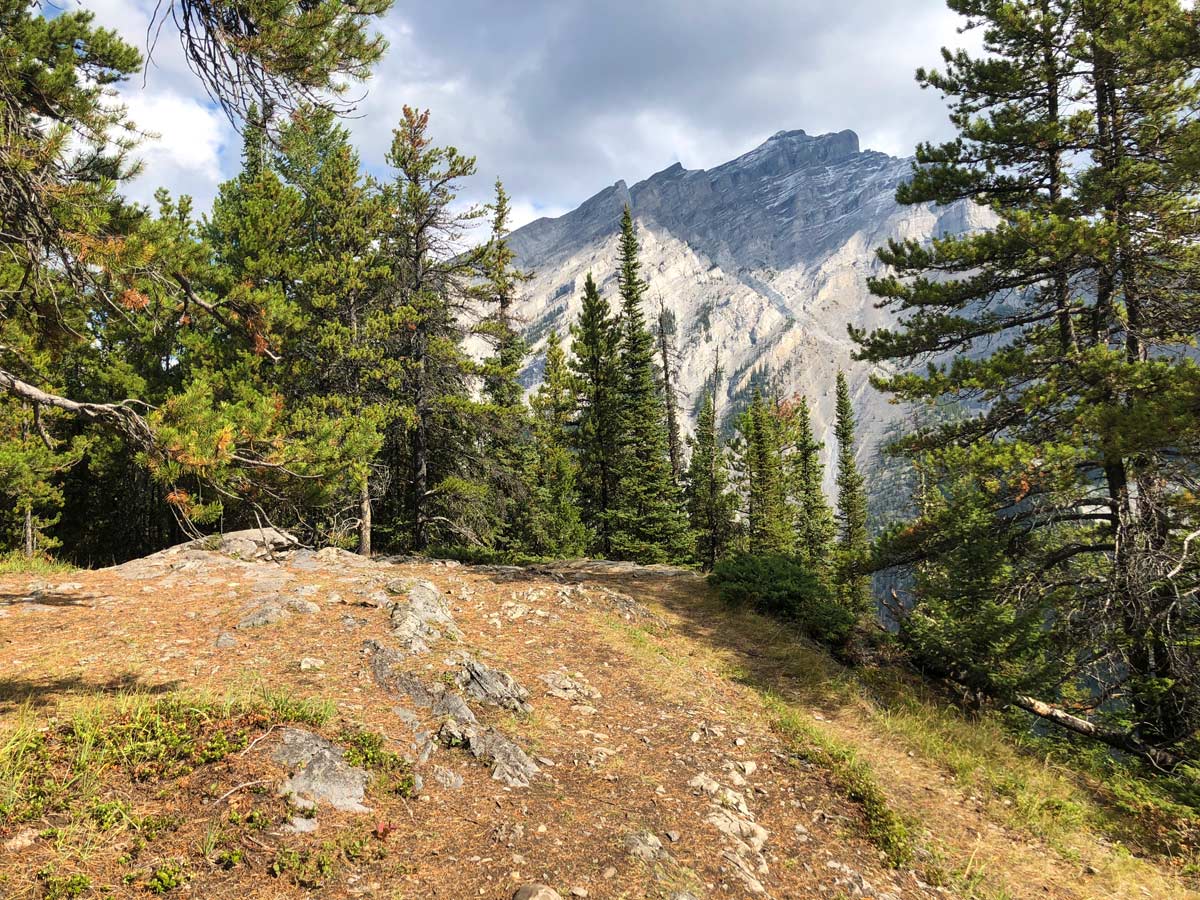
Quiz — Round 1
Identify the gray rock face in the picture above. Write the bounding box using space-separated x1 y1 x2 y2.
387 579 462 653
624 830 668 862
236 605 289 629
457 657 533 714
365 641 479 726
272 728 370 813
187 527 299 557
438 719 540 788
506 129 996 492
538 671 601 703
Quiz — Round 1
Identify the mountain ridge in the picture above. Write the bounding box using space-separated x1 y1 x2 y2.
505 128 994 489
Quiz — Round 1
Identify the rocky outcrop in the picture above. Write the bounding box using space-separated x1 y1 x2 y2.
507 128 995 490
272 728 371 814
387 578 462 653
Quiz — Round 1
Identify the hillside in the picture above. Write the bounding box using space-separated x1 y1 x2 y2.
506 129 996 479
1 533 1193 899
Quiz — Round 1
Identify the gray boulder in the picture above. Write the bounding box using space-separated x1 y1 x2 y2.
438 719 539 788
457 657 533 714
189 527 299 558
387 579 462 653
272 727 370 813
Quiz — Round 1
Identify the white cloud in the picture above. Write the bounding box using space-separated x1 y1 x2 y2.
67 0 978 222
121 91 230 210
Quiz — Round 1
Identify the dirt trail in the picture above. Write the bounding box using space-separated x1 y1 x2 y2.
600 569 1192 900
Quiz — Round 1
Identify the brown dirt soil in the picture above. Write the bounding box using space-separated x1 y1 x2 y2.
0 547 1193 900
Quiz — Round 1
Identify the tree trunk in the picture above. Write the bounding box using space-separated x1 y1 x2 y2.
359 479 372 557
1014 694 1184 770
23 505 34 558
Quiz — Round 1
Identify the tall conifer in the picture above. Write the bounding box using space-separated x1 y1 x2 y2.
833 372 870 614
608 207 691 563
569 273 621 556
734 389 794 556
789 394 835 572
857 0 1200 755
686 367 736 570
524 331 589 556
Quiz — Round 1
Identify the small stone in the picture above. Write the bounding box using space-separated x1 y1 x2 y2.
625 830 666 862
3 828 37 851
432 766 464 790
569 889 589 898
511 886 562 900
285 598 321 614
299 657 325 671
214 632 238 649
282 815 319 834
664 830 681 843
236 605 289 629
602 867 617 879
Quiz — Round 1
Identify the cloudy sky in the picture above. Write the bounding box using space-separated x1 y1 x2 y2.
97 0 969 227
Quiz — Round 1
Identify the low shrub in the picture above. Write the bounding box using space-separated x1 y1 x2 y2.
709 553 855 645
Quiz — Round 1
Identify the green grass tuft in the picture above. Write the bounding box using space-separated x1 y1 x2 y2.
767 694 916 868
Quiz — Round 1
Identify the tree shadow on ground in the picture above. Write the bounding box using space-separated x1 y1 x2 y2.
0 672 183 713
0 589 95 607
575 570 860 713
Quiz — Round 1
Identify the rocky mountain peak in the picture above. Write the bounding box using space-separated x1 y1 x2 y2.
506 129 993 487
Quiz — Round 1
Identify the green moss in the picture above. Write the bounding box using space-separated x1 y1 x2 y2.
338 726 416 797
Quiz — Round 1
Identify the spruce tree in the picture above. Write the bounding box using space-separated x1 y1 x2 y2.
789 394 835 572
524 331 589 556
734 389 794 556
686 375 736 570
833 372 870 614
608 206 691 563
655 298 685 486
569 273 621 556
477 180 534 551
272 106 394 553
378 107 493 551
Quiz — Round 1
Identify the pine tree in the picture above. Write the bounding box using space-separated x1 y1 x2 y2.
788 394 835 572
858 0 1200 757
833 372 870 615
271 105 395 554
569 272 621 556
608 206 691 563
734 389 794 556
0 0 392 541
686 369 736 570
524 331 589 556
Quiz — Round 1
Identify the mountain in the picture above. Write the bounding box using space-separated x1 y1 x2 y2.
507 128 994 487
